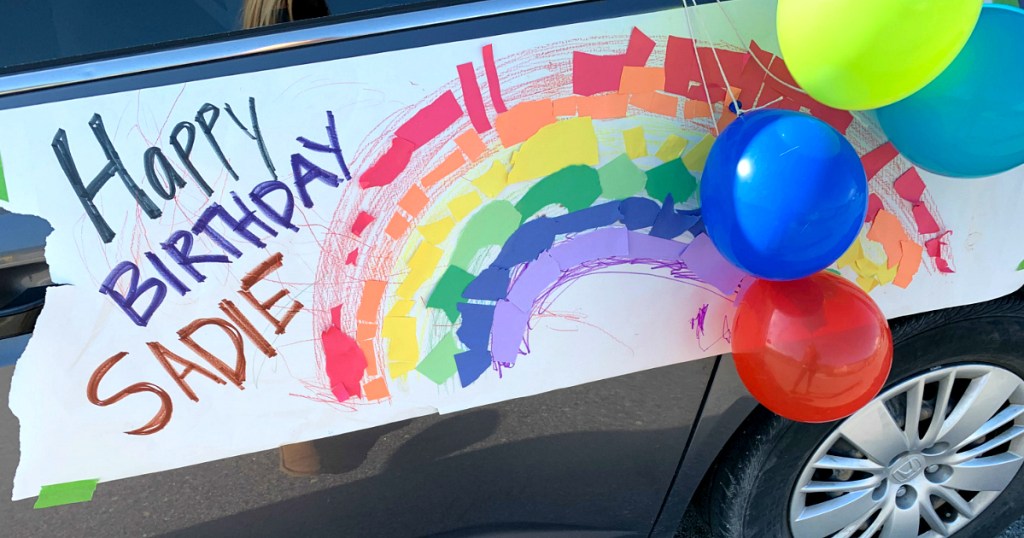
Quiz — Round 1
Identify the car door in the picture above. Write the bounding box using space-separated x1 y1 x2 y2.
0 1 717 536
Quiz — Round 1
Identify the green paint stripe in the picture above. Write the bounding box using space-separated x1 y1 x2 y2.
426 266 475 322
645 158 697 204
417 333 460 384
34 479 99 509
449 200 521 271
0 151 8 202
514 164 601 223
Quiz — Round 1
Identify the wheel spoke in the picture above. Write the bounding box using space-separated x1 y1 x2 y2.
879 502 920 538
953 425 1024 463
833 502 885 538
791 490 882 538
800 476 884 494
920 500 948 536
932 486 974 519
842 401 910 464
813 455 885 473
861 503 894 537
945 452 1024 492
922 371 957 446
953 404 1024 451
905 380 925 448
938 371 1020 448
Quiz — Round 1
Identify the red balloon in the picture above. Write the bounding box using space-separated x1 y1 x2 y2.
732 271 893 423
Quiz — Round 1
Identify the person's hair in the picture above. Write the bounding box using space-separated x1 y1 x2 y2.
242 0 292 29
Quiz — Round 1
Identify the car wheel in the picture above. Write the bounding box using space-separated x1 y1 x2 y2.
705 294 1024 537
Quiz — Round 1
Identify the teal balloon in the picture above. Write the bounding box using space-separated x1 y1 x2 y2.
877 4 1024 178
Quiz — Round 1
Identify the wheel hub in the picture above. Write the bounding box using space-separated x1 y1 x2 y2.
890 453 926 484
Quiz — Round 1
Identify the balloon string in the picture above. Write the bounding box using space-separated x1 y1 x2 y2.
708 0 808 95
681 0 721 135
685 0 741 114
746 96 784 112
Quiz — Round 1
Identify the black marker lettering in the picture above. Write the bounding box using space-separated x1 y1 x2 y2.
224 97 277 180
169 121 214 196
143 147 186 200
195 103 238 180
52 115 162 243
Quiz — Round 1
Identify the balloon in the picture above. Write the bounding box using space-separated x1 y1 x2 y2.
701 109 867 281
877 5 1024 178
777 0 983 110
732 272 893 423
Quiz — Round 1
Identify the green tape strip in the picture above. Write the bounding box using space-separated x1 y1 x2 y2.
34 479 99 509
0 151 8 202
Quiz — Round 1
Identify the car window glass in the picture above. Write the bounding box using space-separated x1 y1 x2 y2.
0 0 479 73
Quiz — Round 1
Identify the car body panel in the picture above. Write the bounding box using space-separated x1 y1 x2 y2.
0 357 715 536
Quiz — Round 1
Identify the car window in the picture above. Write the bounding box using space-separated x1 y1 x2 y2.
0 0 479 73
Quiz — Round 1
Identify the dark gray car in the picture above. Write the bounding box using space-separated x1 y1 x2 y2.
1 1 1023 537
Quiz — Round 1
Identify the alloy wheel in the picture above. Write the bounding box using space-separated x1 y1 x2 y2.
789 364 1024 537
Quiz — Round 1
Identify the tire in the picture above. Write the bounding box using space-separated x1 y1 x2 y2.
705 294 1024 538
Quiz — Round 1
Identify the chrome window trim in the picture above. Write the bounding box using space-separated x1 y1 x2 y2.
0 0 592 98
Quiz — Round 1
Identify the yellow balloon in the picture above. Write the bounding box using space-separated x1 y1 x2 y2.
777 0 983 111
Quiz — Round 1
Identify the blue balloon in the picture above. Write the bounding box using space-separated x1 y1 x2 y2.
877 5 1024 178
700 109 867 281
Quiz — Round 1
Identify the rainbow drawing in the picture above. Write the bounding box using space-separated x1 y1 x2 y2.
307 25 955 404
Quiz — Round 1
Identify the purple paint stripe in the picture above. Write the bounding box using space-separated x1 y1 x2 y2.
549 227 630 270
678 234 748 295
489 229 689 365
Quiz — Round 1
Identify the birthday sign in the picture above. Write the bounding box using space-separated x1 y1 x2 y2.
2 0 1022 501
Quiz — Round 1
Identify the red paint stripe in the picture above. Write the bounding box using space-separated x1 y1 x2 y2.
351 211 375 236
457 63 492 133
664 37 699 96
573 28 656 97
345 249 358 265
810 104 854 135
482 44 508 114
361 91 464 189
322 326 368 402
360 137 415 189
866 193 884 223
861 142 900 180
395 91 464 146
623 27 655 66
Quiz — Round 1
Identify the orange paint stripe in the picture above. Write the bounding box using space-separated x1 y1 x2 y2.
684 100 713 119
384 213 410 240
455 130 487 161
358 339 379 377
619 66 665 94
631 92 679 117
421 151 467 188
552 96 579 116
578 94 629 119
717 108 738 132
357 280 387 325
399 184 430 218
362 377 390 401
355 322 376 342
494 99 555 147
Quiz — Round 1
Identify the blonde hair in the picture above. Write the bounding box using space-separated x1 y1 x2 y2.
242 0 293 29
